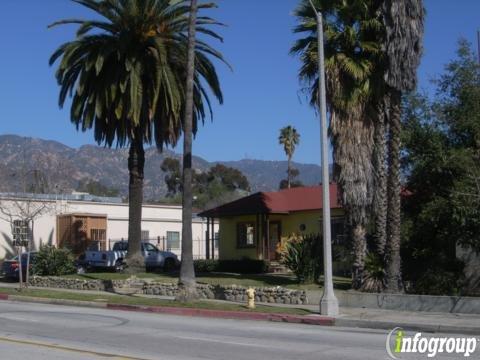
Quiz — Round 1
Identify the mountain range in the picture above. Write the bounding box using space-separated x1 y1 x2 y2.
0 135 323 199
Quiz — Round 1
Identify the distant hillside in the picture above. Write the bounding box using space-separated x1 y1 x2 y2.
0 135 324 199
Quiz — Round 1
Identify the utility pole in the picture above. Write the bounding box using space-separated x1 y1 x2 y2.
308 0 339 316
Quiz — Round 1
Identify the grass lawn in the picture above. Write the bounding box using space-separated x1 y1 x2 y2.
60 272 351 291
0 287 311 315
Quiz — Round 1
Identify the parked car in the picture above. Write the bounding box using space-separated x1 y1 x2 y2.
1 252 38 280
82 241 179 273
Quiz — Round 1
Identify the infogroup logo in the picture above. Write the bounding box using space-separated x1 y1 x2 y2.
386 327 478 358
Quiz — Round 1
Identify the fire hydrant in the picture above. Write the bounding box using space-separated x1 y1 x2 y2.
246 287 256 309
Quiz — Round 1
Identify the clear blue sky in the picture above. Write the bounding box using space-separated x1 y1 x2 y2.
0 0 478 165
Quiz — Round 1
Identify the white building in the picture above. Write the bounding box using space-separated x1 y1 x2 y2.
0 193 218 261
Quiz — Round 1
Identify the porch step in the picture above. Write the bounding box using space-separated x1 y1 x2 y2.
268 261 291 274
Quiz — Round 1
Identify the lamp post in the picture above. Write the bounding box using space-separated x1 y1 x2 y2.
308 0 339 316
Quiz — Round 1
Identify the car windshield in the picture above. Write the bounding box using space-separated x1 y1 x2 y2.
143 243 157 252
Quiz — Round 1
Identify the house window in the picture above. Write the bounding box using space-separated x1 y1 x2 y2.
214 232 219 249
13 220 29 241
141 230 150 241
167 231 180 250
237 223 255 248
90 229 106 241
90 228 107 251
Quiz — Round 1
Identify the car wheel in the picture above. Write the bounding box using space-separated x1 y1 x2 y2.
164 258 175 272
115 260 125 273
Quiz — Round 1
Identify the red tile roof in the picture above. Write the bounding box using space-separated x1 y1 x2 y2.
198 184 341 218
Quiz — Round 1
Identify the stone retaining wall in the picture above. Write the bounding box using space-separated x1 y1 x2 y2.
28 276 309 305
29 276 122 291
334 290 480 315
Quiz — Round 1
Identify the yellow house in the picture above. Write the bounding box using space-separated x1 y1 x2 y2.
199 184 345 262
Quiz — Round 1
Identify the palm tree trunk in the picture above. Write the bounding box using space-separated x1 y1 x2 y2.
126 129 145 273
177 0 198 302
331 111 374 290
372 101 388 257
287 155 292 189
385 90 402 293
351 223 367 289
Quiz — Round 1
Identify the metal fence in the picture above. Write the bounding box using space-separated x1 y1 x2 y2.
105 237 218 260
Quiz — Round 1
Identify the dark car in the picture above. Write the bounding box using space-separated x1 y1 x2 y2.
1 252 37 280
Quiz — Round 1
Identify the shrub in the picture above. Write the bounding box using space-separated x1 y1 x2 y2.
33 245 76 276
279 234 322 284
194 259 219 273
193 259 268 274
412 267 465 296
360 252 385 293
218 259 268 274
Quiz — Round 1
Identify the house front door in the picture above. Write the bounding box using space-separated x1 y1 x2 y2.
269 222 281 261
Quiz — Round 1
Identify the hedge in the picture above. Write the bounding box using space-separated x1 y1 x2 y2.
194 259 269 274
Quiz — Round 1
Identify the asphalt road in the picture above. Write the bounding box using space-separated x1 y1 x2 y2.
0 301 473 360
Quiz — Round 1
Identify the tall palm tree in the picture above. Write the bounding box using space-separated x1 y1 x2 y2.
279 126 301 189
177 0 198 302
372 100 388 257
381 0 425 293
49 0 226 272
291 0 383 289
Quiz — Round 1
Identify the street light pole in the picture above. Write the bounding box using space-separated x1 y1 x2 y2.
308 0 339 316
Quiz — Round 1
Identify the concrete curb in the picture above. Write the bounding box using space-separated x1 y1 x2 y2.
106 303 334 325
8 295 108 309
0 292 334 326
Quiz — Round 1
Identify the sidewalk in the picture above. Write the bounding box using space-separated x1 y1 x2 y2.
252 301 480 335
1 282 479 335
335 307 480 335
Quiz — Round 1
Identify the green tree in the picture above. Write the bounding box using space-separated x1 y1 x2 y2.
291 0 383 289
207 164 250 192
49 0 226 273
278 126 301 189
77 179 119 197
193 164 250 209
401 42 480 295
160 159 250 209
161 157 182 197
279 168 304 189
381 0 425 293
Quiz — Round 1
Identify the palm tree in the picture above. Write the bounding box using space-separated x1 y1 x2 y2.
381 0 425 293
372 100 388 257
279 126 301 189
291 0 383 289
49 0 226 272
177 0 198 302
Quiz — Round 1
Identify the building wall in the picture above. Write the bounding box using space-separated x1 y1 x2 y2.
218 209 344 260
0 198 217 260
219 215 258 261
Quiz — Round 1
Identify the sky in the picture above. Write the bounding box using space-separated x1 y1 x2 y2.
0 0 479 165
